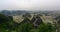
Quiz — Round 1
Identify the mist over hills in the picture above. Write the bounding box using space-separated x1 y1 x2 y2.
0 10 60 16
0 10 31 16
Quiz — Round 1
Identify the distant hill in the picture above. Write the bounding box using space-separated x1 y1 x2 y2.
0 10 32 16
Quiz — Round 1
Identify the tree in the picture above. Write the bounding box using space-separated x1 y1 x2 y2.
0 14 14 32
37 23 56 32
16 17 33 32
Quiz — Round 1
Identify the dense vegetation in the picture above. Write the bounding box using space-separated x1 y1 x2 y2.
0 14 56 32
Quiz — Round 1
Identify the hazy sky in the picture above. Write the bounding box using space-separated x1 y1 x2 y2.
0 0 60 10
